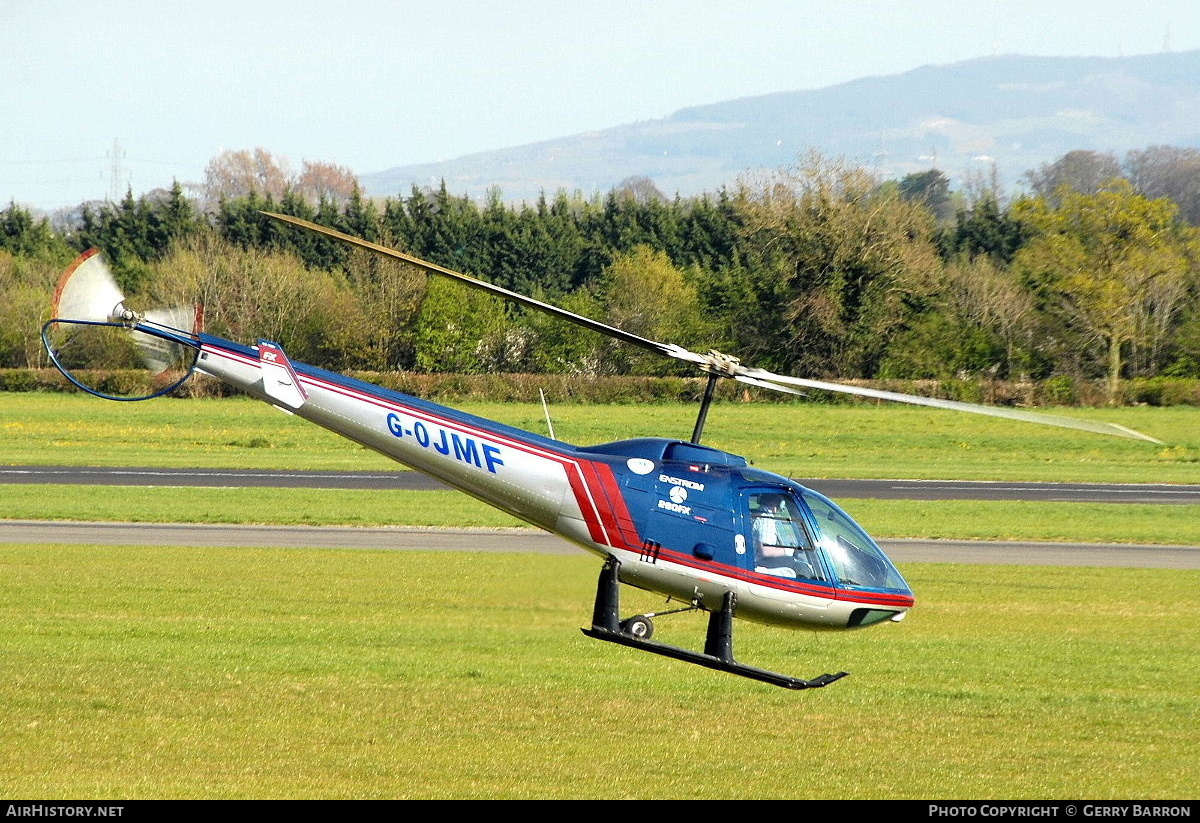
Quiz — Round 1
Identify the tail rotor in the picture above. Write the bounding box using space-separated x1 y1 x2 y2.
42 249 202 401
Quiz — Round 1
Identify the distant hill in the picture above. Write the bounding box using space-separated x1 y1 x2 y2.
361 50 1200 202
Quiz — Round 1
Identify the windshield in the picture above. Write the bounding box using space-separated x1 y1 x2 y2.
800 490 910 592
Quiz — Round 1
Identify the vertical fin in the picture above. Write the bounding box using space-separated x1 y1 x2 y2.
258 340 307 409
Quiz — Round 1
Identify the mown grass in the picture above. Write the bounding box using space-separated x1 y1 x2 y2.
1 544 1195 799
0 485 527 528
2 392 1196 799
3 392 1198 483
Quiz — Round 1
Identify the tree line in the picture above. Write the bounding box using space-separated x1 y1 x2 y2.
2 148 1199 401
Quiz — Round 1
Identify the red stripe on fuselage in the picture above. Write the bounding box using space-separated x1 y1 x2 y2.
580 460 642 549
563 462 612 545
572 460 630 549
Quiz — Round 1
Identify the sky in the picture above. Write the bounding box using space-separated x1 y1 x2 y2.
2 0 1198 211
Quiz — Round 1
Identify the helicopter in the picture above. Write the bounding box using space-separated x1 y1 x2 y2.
41 213 1162 689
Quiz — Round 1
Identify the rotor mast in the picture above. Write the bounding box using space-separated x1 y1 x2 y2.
690 373 719 444
689 350 745 444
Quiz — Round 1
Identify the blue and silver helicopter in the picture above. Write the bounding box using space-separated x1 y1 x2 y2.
42 214 1160 689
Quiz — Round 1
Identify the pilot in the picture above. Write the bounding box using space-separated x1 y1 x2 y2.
754 494 794 573
753 493 820 580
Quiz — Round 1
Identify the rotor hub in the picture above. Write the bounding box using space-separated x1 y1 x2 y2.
111 301 142 326
701 350 741 378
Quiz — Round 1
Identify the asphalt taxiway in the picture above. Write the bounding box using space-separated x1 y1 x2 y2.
1 466 1196 568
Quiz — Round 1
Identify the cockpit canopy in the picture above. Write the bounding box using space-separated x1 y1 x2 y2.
748 487 909 593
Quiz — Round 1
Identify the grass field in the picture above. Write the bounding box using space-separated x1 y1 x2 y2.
1 391 1197 798
3 392 1198 483
1 545 1196 799
2 392 1197 545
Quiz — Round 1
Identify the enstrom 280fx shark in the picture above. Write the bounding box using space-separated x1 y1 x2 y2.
42 212 1161 689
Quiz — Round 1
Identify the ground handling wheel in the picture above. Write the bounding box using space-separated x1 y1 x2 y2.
620 614 654 640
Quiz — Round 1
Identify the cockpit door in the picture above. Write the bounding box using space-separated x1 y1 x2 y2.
643 465 739 567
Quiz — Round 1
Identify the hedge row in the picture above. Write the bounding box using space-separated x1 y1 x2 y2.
4 368 1198 406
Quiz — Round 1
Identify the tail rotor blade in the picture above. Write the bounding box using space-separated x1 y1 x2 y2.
51 248 125 323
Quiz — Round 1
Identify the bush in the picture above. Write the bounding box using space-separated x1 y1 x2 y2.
1042 375 1077 405
1129 377 1200 406
0 369 40 392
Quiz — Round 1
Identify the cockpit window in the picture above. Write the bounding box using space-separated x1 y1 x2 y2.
749 492 826 581
801 490 908 591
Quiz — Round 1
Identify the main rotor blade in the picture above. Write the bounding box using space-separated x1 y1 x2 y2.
732 373 806 396
263 212 702 364
738 368 1163 444
265 212 1161 445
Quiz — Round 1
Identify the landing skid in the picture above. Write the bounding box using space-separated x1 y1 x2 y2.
582 559 849 690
